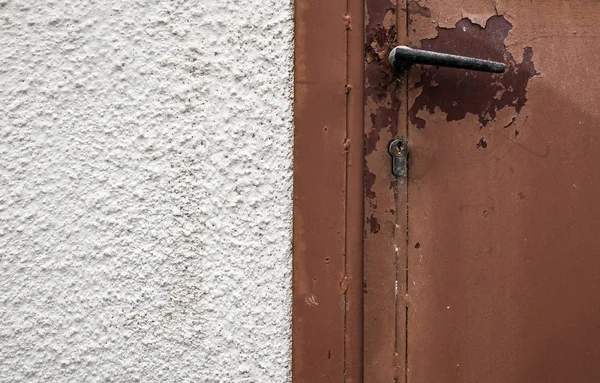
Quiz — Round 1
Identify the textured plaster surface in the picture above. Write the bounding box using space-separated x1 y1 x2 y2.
0 1 293 381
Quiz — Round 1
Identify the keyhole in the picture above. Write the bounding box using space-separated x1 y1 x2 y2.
389 138 408 157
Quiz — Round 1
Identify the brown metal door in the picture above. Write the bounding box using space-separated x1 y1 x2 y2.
402 1 600 382
294 1 600 382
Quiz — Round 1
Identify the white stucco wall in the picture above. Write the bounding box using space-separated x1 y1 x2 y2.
0 1 293 381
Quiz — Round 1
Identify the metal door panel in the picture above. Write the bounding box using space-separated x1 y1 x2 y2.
407 1 600 381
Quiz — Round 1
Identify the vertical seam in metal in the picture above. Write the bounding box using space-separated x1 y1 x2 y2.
404 3 410 382
345 0 364 380
394 1 410 380
394 178 399 373
343 0 350 379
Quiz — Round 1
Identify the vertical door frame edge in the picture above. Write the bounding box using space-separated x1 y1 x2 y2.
292 0 365 381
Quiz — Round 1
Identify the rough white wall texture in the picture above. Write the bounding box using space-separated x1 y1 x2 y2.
0 0 293 381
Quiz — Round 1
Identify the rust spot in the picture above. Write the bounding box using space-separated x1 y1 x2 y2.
367 214 381 234
410 16 538 129
476 137 488 149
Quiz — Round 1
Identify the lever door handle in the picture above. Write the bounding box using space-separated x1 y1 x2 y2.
389 45 506 73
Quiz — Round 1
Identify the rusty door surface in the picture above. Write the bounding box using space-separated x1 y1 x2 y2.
294 0 600 382
400 1 600 382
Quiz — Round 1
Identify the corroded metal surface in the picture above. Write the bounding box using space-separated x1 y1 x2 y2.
363 0 408 381
409 15 537 129
407 0 600 381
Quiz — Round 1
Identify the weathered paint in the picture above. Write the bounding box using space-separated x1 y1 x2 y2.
407 0 600 381
364 0 400 158
298 1 600 381
410 16 538 129
363 0 408 381
408 1 431 21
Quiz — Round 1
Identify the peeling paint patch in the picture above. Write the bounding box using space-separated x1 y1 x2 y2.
367 214 381 234
408 1 431 23
365 5 399 157
410 16 538 129
365 169 377 199
476 137 488 149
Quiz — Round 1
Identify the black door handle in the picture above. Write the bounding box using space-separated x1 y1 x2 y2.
389 45 506 73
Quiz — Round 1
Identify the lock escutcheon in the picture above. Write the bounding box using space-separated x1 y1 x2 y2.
389 138 408 178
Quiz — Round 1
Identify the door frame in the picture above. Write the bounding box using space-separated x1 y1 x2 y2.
292 0 364 381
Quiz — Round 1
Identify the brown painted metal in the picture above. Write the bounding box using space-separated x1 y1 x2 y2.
293 0 348 380
292 0 364 381
297 0 600 381
345 0 365 381
394 5 410 383
406 0 600 382
363 0 408 381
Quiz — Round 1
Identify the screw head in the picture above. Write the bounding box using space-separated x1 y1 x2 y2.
388 138 408 157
